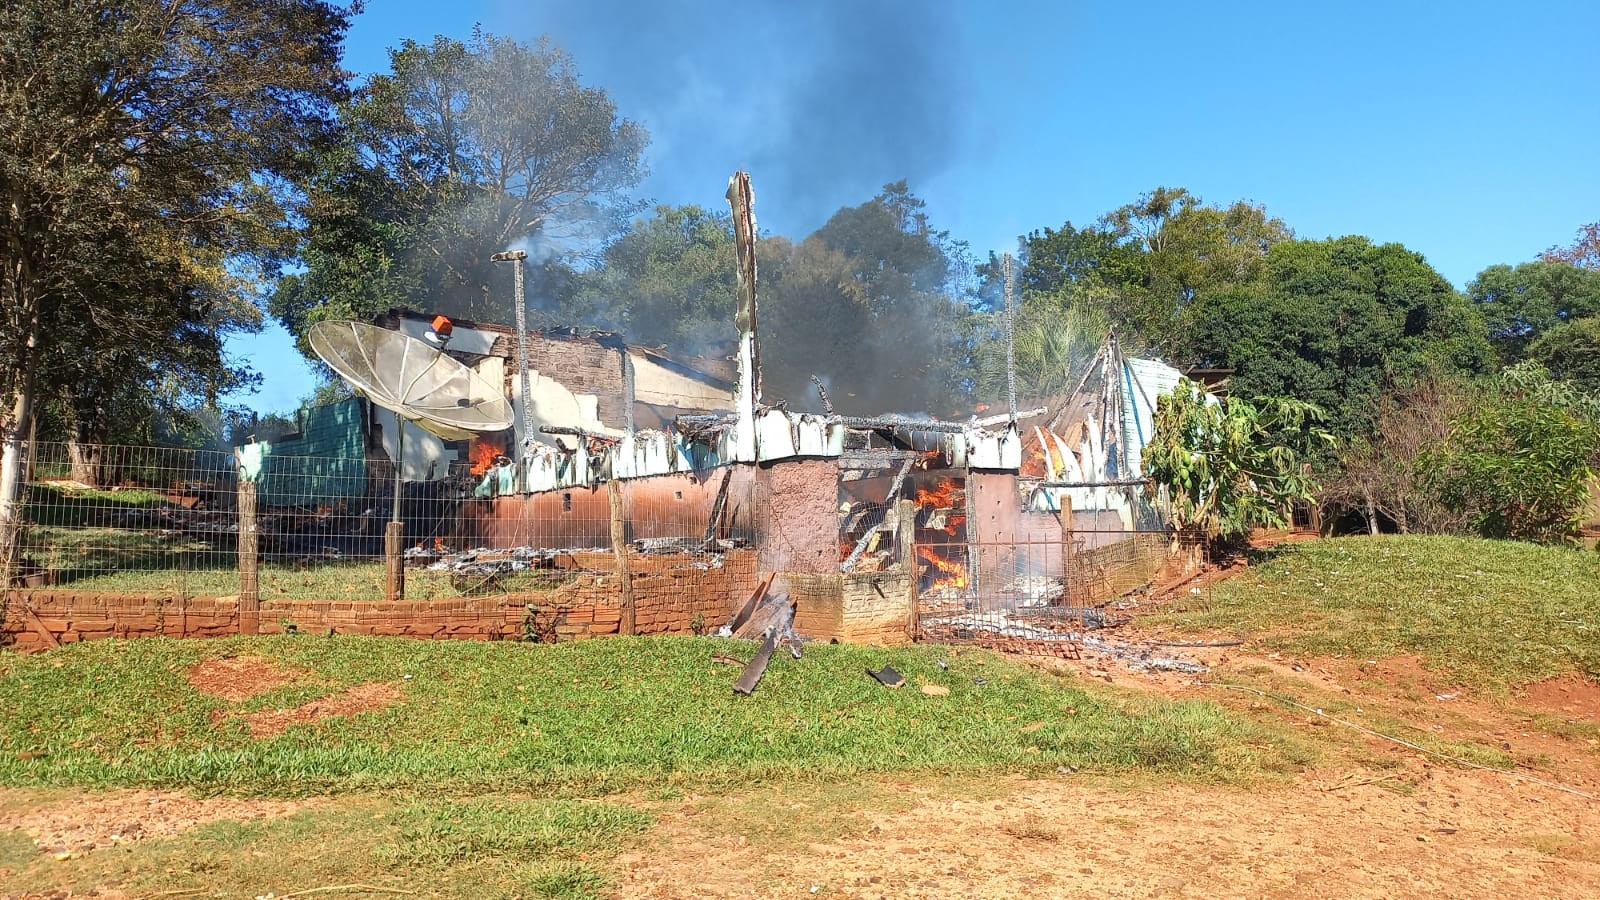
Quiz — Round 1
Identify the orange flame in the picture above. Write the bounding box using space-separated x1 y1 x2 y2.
914 477 961 509
917 545 970 589
469 437 504 475
1021 432 1051 478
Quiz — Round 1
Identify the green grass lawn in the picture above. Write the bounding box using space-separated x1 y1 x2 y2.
0 635 1304 794
8 534 1597 898
23 482 174 529
1147 535 1600 690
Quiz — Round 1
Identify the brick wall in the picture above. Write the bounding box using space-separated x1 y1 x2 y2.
519 548 757 640
784 570 913 646
0 549 756 652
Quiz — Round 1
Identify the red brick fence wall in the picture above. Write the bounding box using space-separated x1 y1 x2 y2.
2 550 756 653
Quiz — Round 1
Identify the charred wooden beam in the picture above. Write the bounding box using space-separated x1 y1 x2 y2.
810 374 835 414
835 415 970 434
732 631 777 695
703 467 733 547
726 572 775 636
1036 478 1151 488
969 407 1047 428
539 425 617 440
677 412 981 435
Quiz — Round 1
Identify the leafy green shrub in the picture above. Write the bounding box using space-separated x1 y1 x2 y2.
1144 379 1332 547
1420 374 1600 542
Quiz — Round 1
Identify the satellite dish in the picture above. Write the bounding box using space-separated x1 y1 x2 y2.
308 319 517 601
308 320 513 437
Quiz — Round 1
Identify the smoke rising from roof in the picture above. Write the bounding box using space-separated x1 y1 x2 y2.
503 0 973 233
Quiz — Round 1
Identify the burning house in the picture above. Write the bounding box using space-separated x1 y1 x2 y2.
394 172 1205 649
231 171 1201 651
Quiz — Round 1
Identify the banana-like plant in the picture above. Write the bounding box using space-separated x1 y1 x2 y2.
1144 379 1332 547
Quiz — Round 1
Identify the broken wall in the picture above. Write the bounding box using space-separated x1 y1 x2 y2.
461 469 756 550
964 471 1075 608
756 458 841 575
632 353 735 412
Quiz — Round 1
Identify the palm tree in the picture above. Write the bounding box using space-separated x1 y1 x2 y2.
975 298 1109 402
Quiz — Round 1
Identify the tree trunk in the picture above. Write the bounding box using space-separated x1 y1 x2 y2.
0 384 34 586
67 439 103 487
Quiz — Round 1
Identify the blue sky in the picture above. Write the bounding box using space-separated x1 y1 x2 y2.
228 0 1600 414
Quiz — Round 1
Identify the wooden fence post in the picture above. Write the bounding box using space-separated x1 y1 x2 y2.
608 479 635 635
898 498 918 641
384 521 404 603
238 479 259 635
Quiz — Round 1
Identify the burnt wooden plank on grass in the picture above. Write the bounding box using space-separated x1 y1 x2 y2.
733 632 777 695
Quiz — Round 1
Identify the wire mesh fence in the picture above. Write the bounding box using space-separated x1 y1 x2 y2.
4 441 763 611
9 441 471 601
11 442 242 598
5 440 1194 649
420 466 761 634
914 526 1199 652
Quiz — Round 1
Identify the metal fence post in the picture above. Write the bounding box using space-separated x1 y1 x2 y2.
1060 495 1074 603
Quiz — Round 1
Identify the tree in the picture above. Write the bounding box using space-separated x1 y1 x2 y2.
1420 366 1600 543
1544 223 1600 269
272 31 647 342
973 300 1108 402
1143 380 1332 548
1319 375 1471 536
1468 260 1600 361
983 190 1291 357
1528 317 1600 393
0 0 356 553
1187 237 1495 439
976 222 1141 303
570 205 738 352
761 182 977 415
1093 188 1292 350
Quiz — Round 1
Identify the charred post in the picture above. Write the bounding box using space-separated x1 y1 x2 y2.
1003 252 1017 424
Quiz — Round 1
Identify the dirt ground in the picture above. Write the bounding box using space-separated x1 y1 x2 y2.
610 634 1600 898
239 681 403 738
613 618 1600 898
187 654 302 701
187 654 405 737
618 766 1600 899
0 790 311 856
3 644 1597 898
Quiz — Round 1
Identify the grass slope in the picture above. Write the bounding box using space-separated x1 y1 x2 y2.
1153 535 1600 689
0 635 1300 793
